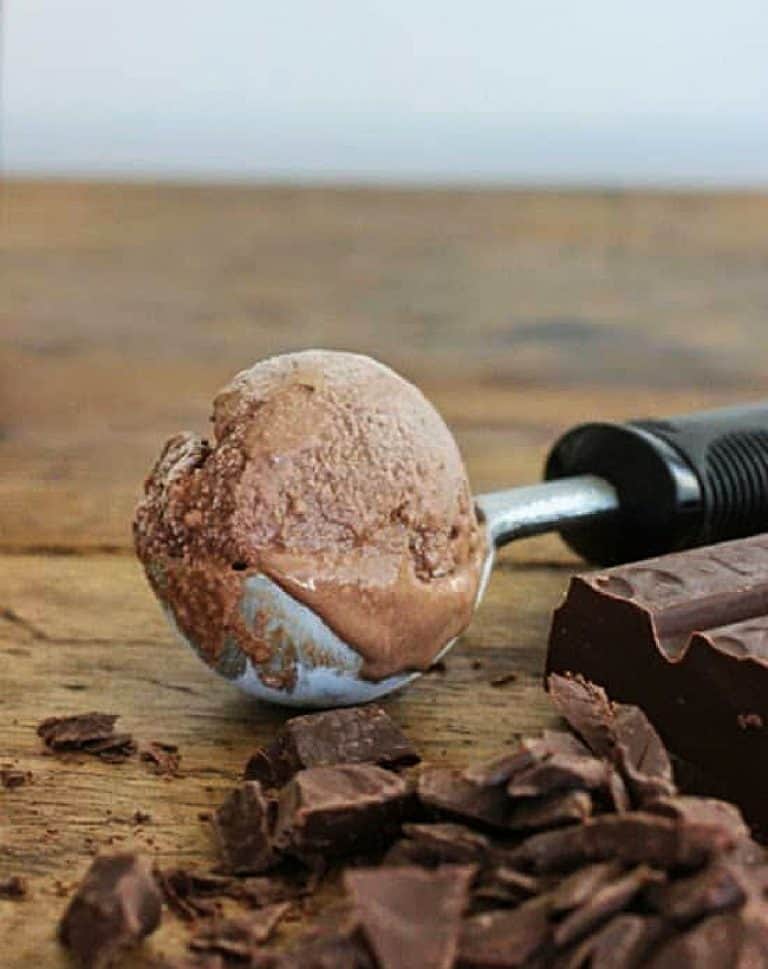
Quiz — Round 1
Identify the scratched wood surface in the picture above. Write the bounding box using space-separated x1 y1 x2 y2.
2 181 768 967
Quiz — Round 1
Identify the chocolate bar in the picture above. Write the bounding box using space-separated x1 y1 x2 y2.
546 534 768 831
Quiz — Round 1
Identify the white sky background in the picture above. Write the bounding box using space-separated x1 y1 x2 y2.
3 0 768 184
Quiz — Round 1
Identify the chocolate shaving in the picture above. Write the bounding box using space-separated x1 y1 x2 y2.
245 706 419 788
59 853 162 969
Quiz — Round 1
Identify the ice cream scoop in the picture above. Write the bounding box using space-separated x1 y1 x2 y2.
135 351 768 708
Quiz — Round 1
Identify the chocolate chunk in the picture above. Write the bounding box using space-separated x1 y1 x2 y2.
647 862 750 924
548 674 675 805
271 933 375 968
386 822 492 867
645 909 768 967
59 853 162 969
245 706 419 788
553 865 663 948
274 764 410 860
551 862 623 914
1 767 30 788
507 789 593 831
458 895 553 968
506 754 612 800
464 732 590 788
546 537 768 828
418 768 509 831
0 875 28 899
213 782 280 875
37 712 137 762
189 904 291 958
509 813 732 873
140 740 181 775
557 914 666 969
345 864 475 969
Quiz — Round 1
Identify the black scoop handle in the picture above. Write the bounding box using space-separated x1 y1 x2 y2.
544 402 768 565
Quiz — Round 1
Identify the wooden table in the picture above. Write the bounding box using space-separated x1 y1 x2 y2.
2 181 768 966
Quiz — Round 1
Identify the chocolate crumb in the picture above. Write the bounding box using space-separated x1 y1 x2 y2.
0 875 28 900
140 740 181 776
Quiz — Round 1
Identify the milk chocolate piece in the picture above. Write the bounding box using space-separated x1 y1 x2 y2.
274 764 410 859
345 864 475 969
245 706 419 788
59 853 162 969
213 782 280 874
546 536 768 827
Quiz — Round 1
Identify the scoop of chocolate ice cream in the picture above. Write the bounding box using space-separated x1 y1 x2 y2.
134 350 484 686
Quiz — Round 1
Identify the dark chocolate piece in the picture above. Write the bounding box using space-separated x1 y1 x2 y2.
213 782 280 875
546 536 768 829
140 740 181 775
548 675 675 805
385 822 491 868
271 932 375 968
552 865 663 948
273 764 410 859
550 861 623 913
59 853 162 969
245 706 419 788
507 789 593 831
0 875 28 899
345 864 475 969
509 813 732 873
418 768 509 831
189 904 291 958
458 895 553 968
646 861 748 924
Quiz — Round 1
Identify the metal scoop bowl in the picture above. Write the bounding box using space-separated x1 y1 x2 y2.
166 475 617 708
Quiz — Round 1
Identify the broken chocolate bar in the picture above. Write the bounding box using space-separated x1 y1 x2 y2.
213 781 280 874
546 535 768 830
245 705 419 788
59 853 162 969
345 864 475 969
273 764 411 860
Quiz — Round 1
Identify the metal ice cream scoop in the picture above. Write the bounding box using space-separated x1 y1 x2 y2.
167 401 768 707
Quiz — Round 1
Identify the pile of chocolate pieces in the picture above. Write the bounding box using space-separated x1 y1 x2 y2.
60 675 768 968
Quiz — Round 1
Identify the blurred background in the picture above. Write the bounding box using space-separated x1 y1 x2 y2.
5 0 768 185
2 0 768 555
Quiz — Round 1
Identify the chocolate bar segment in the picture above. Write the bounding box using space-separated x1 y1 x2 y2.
546 535 768 831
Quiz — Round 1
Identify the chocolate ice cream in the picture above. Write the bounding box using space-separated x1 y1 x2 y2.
134 350 484 688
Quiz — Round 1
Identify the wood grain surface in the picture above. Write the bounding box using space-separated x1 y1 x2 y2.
2 180 768 967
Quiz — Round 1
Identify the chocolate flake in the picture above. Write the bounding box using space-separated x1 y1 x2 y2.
346 864 475 969
213 782 280 875
140 740 181 776
59 853 162 969
37 712 137 762
244 706 419 788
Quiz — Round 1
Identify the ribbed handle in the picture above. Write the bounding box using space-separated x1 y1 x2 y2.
545 402 768 565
